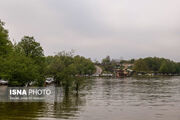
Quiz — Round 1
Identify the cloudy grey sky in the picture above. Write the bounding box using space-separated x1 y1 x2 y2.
0 0 180 61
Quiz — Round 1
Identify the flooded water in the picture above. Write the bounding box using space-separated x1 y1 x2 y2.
0 77 180 120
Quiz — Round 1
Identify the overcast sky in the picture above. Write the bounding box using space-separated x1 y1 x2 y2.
0 0 180 61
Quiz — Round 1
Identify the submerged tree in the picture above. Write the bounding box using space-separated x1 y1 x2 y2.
45 51 96 92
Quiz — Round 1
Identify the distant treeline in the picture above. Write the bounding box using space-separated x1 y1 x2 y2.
0 20 95 87
133 57 180 74
99 56 180 75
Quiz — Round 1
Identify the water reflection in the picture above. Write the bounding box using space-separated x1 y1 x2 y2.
0 77 180 120
0 102 45 120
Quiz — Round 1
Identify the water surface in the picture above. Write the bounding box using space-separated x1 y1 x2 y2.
0 77 180 120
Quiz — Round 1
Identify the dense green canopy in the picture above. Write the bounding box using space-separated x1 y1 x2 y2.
45 51 96 86
133 57 180 74
16 36 44 58
0 20 12 56
0 54 43 86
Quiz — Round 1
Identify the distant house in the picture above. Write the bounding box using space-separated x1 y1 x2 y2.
114 63 134 77
115 69 125 77
122 63 134 69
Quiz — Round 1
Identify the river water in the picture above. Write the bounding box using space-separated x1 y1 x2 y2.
0 77 180 120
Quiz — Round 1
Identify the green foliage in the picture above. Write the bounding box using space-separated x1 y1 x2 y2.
45 51 96 87
120 59 135 64
0 20 12 56
159 61 169 74
73 55 95 75
177 63 180 73
0 54 44 86
133 57 180 74
102 56 111 65
0 21 45 86
16 36 44 58
101 56 116 73
133 59 149 72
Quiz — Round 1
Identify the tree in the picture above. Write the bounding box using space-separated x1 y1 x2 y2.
159 61 168 74
45 51 95 88
177 63 180 74
1 54 44 86
101 56 115 73
0 21 46 86
133 59 149 72
16 36 45 75
102 56 111 65
0 20 12 56
73 55 95 75
17 36 44 58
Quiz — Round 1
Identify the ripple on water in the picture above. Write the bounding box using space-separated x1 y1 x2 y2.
0 77 180 120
